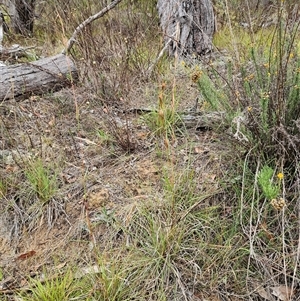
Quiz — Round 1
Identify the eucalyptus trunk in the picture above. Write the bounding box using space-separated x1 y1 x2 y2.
157 0 215 56
2 0 36 35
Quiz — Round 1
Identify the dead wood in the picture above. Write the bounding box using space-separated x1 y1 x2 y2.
0 0 124 100
0 53 78 101
157 0 215 56
0 44 35 61
126 108 225 130
63 0 123 54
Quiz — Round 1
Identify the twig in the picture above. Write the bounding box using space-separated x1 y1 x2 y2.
146 39 171 77
62 0 123 54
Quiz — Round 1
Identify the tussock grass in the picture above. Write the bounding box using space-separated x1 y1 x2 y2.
18 270 79 301
25 158 58 204
143 82 182 139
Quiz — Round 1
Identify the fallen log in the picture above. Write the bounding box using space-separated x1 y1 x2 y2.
0 53 78 101
0 44 36 61
0 0 124 101
125 107 226 130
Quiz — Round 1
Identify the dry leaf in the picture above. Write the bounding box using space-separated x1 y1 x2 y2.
48 116 56 127
271 286 293 301
62 173 77 184
257 286 272 300
260 222 274 240
55 262 67 270
194 146 209 154
5 165 17 173
209 174 216 181
74 265 100 279
29 95 39 101
16 250 36 260
136 131 148 139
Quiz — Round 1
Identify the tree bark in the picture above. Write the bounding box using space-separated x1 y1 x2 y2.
157 0 215 57
0 54 78 100
1 0 35 35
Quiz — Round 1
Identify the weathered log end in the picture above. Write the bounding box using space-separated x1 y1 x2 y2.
0 53 78 101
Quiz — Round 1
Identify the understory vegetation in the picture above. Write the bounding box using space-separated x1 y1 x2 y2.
0 0 299 300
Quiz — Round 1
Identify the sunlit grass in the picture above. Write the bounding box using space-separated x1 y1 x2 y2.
214 26 275 60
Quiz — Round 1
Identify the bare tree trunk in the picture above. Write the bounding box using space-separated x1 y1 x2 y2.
157 0 215 57
2 0 35 35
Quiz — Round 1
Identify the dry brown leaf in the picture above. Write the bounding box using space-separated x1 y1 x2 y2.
29 95 39 101
62 173 77 184
209 174 216 181
16 250 36 260
136 131 149 139
260 222 274 240
5 165 17 173
271 285 293 301
257 286 272 300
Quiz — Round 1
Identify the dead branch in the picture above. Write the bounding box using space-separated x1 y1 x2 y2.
63 0 123 54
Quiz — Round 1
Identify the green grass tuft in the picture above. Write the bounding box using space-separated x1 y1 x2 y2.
25 158 58 204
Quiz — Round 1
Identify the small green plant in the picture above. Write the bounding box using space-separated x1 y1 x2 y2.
0 178 7 197
197 71 228 111
25 158 58 204
90 255 131 301
258 165 281 200
19 270 78 301
195 67 235 128
96 128 113 145
143 82 181 138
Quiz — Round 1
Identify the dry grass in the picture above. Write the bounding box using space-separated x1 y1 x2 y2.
0 0 300 300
